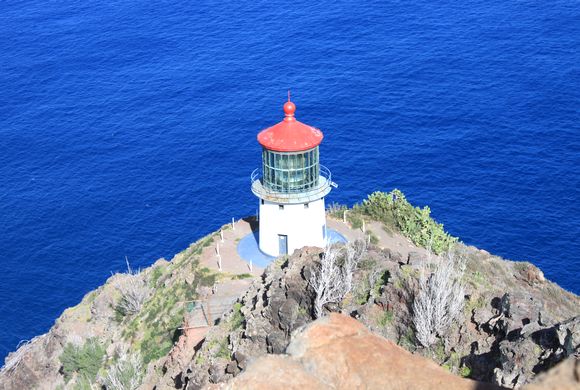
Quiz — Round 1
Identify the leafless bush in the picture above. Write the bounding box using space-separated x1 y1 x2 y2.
310 240 367 318
0 334 50 376
115 257 151 317
413 251 466 348
99 349 143 390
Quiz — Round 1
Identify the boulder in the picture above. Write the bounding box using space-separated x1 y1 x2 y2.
407 251 424 266
522 358 580 390
217 314 500 390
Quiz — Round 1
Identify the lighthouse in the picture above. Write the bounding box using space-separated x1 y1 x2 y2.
251 98 335 257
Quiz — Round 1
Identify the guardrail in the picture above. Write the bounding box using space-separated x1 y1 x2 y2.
250 165 335 203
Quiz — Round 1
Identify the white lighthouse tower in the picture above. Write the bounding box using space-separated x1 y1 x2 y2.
251 98 334 257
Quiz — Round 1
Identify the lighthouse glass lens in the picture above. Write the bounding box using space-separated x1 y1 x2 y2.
262 147 320 193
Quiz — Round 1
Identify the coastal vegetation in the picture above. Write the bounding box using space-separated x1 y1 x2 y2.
358 190 457 254
330 189 457 254
59 338 105 384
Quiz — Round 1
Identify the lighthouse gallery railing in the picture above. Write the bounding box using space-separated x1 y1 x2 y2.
250 165 335 204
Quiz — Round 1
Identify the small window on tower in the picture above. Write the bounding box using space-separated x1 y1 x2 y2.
261 199 264 205
304 203 309 209
279 205 284 211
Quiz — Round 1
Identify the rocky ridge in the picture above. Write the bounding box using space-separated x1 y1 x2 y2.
0 214 578 389
165 239 579 389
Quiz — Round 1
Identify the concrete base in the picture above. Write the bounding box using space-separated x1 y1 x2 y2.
237 229 347 268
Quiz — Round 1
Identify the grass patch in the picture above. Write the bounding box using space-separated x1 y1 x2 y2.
140 332 174 364
194 352 206 365
122 258 199 363
377 310 394 327
327 202 348 219
433 339 446 362
398 327 416 350
228 303 244 331
347 212 363 230
273 255 288 269
149 267 164 287
465 295 486 315
232 273 253 279
366 230 379 245
198 267 218 287
208 338 230 360
358 257 377 271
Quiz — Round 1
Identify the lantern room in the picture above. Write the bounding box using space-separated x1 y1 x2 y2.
250 98 335 257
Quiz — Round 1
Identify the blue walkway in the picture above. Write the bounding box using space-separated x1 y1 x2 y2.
236 229 347 268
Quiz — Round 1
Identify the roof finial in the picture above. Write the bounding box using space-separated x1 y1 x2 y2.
283 92 296 121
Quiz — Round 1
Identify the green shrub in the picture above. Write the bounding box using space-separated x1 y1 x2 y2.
232 273 253 279
433 340 446 362
459 365 472 378
60 338 105 383
354 287 370 305
229 303 244 330
360 190 457 254
216 338 230 359
372 270 390 297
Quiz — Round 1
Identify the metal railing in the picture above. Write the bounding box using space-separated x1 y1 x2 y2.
250 165 335 203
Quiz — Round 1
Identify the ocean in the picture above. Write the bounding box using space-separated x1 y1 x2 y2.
0 0 578 360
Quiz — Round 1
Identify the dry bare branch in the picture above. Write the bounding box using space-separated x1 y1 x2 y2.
310 240 367 318
413 250 466 348
99 349 143 390
115 257 151 317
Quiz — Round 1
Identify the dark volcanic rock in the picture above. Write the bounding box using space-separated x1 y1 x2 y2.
493 316 580 388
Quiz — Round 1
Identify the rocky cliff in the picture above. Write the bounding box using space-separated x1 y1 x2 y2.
168 242 579 389
214 313 579 390
1 195 578 390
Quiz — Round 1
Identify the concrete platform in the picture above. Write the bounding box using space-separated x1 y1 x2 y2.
236 228 347 268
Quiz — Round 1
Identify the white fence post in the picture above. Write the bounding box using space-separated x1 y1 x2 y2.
343 210 347 224
231 217 235 230
220 229 224 243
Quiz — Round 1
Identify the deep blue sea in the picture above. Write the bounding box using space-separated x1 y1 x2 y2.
1 0 578 360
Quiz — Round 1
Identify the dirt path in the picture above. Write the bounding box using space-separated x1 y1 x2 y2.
198 218 265 276
198 216 427 279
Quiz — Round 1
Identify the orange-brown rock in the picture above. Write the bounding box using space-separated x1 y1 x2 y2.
521 358 580 390
217 313 502 390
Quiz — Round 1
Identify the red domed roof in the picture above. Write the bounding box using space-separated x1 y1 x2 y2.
257 99 323 152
